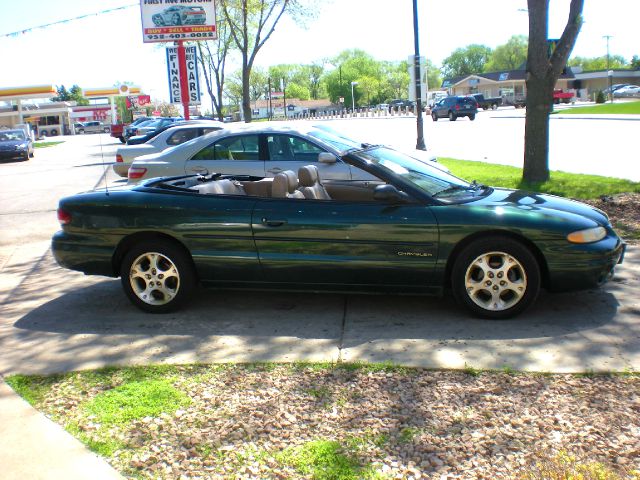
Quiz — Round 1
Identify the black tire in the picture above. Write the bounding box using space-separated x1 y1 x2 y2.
451 236 540 319
492 103 498 110
120 239 196 313
469 114 476 121
78 129 85 134
51 129 58 136
104 127 110 133
29 150 34 158
448 111 457 121
118 136 126 143
432 112 438 122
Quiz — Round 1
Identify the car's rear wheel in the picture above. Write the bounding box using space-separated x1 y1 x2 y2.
432 112 438 121
492 103 498 110
451 237 540 319
120 240 195 313
448 111 457 121
469 114 476 121
103 127 110 133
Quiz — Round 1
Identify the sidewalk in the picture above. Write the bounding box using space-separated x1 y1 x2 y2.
0 379 124 480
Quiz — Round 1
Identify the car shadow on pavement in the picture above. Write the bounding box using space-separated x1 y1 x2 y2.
13 279 619 341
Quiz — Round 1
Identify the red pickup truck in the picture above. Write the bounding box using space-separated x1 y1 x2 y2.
553 89 575 104
110 124 125 143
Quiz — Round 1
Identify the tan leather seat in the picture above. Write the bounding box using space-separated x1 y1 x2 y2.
298 165 331 200
272 170 305 199
193 179 246 195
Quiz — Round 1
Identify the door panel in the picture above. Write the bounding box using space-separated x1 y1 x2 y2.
185 134 266 177
252 197 439 290
264 134 352 180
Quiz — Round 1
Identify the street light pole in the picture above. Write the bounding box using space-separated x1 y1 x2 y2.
351 81 358 113
412 0 426 150
604 35 613 102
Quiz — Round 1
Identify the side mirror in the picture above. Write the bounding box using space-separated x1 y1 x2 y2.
318 152 337 164
373 184 408 203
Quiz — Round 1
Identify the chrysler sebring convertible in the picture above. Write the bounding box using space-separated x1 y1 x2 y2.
52 127 625 319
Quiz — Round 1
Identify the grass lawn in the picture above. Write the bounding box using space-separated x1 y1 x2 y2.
556 101 640 115
35 141 64 148
438 157 640 200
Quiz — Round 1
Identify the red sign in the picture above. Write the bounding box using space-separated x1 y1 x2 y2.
126 95 152 109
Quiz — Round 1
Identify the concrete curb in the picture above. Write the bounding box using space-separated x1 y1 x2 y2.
0 379 124 480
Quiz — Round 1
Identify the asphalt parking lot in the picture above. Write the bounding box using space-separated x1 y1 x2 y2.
1 116 639 377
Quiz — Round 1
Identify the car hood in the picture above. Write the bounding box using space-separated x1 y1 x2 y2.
471 187 609 226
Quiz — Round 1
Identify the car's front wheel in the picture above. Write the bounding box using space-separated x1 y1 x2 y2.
120 240 196 313
432 112 438 121
448 111 457 121
451 237 540 319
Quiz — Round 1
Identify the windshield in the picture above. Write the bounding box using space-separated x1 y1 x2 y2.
0 130 25 141
308 126 363 153
352 147 479 199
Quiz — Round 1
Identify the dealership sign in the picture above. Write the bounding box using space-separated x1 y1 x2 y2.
166 46 201 104
140 0 217 43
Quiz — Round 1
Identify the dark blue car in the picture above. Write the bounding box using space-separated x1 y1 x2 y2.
431 96 478 122
0 129 33 161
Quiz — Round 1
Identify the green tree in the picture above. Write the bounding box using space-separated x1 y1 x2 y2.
568 55 627 71
631 55 640 69
323 49 382 106
425 59 442 91
286 83 310 100
220 0 318 122
52 84 89 105
442 45 492 78
197 2 235 121
485 35 528 72
523 0 584 183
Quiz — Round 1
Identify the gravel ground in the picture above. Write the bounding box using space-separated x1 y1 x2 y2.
586 193 640 242
34 365 640 479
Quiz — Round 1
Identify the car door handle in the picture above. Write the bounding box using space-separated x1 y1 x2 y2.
190 166 209 175
261 218 287 227
267 167 283 174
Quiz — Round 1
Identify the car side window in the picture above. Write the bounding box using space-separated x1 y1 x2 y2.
191 135 259 161
267 135 325 162
166 128 198 146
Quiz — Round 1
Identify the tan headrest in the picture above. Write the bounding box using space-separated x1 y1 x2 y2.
272 170 298 196
298 165 319 186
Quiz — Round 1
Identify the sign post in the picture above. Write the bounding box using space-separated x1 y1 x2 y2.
177 41 191 119
139 0 216 119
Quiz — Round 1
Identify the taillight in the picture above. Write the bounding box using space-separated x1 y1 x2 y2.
455 104 460 110
57 208 71 225
116 154 123 163
128 167 147 179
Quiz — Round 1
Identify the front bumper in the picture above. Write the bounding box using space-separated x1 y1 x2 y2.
0 149 28 160
546 238 626 292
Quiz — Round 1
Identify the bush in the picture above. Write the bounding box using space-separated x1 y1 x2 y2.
595 90 606 104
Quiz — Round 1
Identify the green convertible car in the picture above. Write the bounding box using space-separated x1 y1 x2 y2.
52 127 625 319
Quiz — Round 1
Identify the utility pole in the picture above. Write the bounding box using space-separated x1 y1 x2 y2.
604 35 613 102
412 0 426 150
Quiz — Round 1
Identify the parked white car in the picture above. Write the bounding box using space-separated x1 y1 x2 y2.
613 85 640 98
113 121 224 177
127 123 447 184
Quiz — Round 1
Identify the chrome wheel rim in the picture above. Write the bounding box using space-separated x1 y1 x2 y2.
464 251 527 312
129 252 180 306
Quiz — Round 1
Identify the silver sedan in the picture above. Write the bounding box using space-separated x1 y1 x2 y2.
127 123 446 183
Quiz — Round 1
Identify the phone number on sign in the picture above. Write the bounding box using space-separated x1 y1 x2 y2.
147 32 214 40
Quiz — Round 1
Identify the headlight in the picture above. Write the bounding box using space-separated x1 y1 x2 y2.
15 144 28 151
567 226 606 244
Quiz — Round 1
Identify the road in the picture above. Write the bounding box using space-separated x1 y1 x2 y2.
0 120 638 377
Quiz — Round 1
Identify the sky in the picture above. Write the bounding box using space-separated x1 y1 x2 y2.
0 0 638 106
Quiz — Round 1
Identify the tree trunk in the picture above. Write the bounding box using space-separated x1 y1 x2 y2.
242 65 252 123
522 0 584 184
523 74 554 182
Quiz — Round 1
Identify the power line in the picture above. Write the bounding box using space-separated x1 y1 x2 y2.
1 3 137 38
